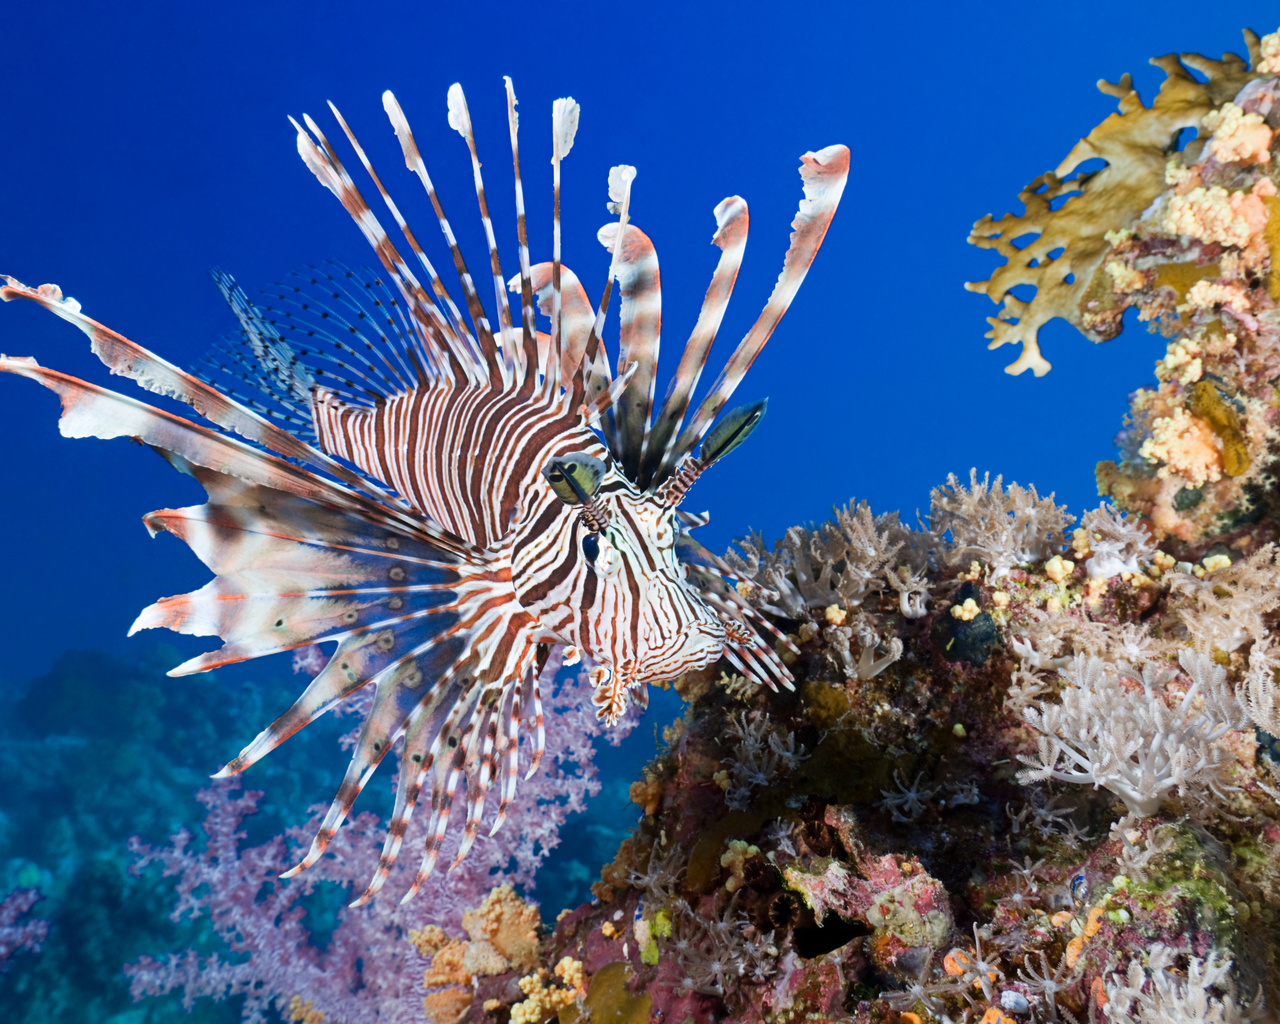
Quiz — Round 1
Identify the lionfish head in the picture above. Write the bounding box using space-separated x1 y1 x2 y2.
540 399 769 721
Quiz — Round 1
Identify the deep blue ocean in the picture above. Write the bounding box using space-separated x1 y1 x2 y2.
1 2 1276 1020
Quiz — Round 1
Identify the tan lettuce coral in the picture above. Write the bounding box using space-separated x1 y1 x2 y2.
967 35 1261 375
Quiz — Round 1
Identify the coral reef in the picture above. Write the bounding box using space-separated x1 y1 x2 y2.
10 21 1280 1024
124 661 630 1024
384 463 1277 1022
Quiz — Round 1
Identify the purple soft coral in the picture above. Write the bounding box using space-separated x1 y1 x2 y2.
0 888 48 973
125 659 633 1024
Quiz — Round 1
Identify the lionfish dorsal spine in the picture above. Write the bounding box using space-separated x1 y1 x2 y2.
380 91 509 390
661 144 849 475
447 83 530 384
597 218 661 481
550 95 580 393
639 194 750 489
503 77 541 380
322 101 482 388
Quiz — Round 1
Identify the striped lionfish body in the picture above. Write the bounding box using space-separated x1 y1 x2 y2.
1 81 848 902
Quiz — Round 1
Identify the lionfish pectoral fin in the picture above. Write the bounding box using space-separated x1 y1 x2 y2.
688 565 796 692
0 276 398 503
348 700 442 906
283 654 463 879
349 606 542 903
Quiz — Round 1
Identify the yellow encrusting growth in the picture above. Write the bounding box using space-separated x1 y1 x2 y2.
510 957 588 1023
1265 194 1280 298
1186 380 1250 476
285 995 326 1024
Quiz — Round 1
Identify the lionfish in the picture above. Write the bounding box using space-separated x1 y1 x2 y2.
0 81 847 902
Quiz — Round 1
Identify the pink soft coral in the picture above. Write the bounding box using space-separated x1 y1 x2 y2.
125 662 631 1024
0 888 48 973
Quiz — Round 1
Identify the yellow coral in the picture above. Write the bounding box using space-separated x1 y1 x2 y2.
950 597 980 621
967 41 1260 375
1140 408 1223 486
423 939 471 989
1044 555 1074 583
422 987 472 1024
1203 101 1273 164
285 995 326 1024
462 884 540 972
1182 279 1250 312
509 958 586 1024
720 839 760 893
1258 27 1280 74
462 938 509 977
1105 259 1145 293
1165 185 1270 248
408 924 449 958
1156 338 1203 385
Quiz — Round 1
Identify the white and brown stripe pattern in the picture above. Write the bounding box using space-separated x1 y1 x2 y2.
1 81 848 902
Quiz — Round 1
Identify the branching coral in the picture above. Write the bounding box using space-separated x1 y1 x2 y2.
726 499 927 619
970 26 1280 542
123 665 627 1024
1168 544 1280 651
1075 503 1158 580
1017 653 1249 817
931 469 1074 577
1104 945 1253 1023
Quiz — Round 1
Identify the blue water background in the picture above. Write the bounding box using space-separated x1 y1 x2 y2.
1 1 1276 1020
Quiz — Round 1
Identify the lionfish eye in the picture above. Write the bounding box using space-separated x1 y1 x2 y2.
582 533 600 564
542 453 606 505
